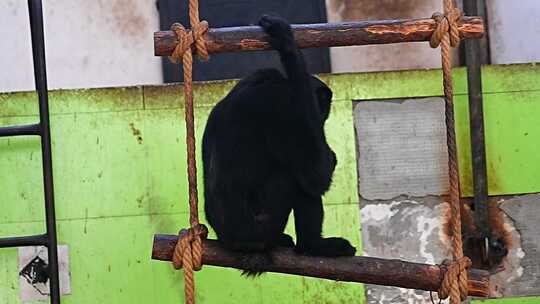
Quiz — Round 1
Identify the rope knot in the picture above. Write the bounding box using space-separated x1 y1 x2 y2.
430 8 463 48
169 21 209 64
438 257 471 302
172 224 208 271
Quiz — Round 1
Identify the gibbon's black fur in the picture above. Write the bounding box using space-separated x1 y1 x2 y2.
202 15 355 276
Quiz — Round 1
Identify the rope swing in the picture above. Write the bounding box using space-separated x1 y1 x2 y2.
161 0 478 303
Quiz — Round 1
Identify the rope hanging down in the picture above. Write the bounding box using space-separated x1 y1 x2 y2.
168 0 209 303
429 0 471 303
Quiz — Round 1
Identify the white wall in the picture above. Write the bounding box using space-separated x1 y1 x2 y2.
0 0 163 93
488 0 540 65
1 0 538 93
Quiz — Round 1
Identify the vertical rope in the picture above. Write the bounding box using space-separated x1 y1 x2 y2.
167 0 209 303
430 1 471 303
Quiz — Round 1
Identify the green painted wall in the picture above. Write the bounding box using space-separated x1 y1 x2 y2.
0 80 361 303
1 63 539 303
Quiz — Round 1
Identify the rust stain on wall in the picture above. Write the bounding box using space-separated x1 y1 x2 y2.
328 0 433 21
110 0 148 38
442 197 513 271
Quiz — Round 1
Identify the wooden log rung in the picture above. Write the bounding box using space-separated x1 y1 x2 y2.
154 16 484 56
152 234 490 298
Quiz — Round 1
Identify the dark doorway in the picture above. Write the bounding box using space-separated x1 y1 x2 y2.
157 0 331 82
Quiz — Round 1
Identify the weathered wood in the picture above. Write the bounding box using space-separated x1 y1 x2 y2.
152 234 490 297
155 16 484 56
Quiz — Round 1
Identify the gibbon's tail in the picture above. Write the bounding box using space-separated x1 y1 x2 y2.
239 252 272 277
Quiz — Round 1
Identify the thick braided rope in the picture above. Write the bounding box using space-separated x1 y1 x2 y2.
167 0 209 303
172 225 208 304
169 21 209 64
430 1 470 303
438 258 472 301
188 0 208 61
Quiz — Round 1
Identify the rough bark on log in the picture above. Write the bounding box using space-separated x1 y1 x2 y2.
152 235 490 297
155 16 484 56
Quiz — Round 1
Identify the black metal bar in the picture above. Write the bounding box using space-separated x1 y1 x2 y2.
476 0 491 64
463 0 490 262
0 235 48 248
27 0 61 303
460 0 490 65
0 123 41 137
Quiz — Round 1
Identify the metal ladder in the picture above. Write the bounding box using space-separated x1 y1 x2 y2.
0 0 60 303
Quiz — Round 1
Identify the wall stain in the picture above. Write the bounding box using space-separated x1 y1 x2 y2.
84 208 89 234
136 194 144 209
146 191 177 235
129 122 143 144
110 0 148 38
328 0 432 21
